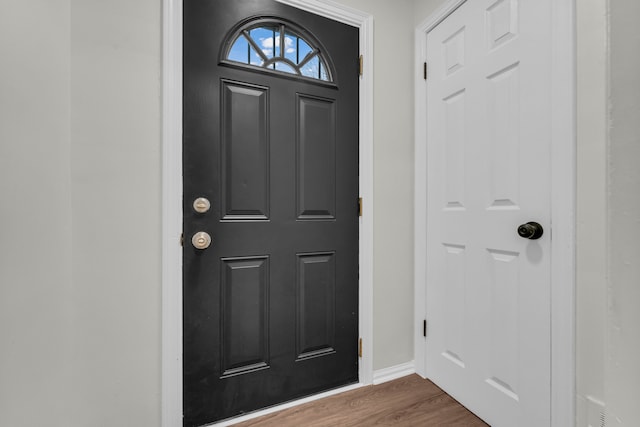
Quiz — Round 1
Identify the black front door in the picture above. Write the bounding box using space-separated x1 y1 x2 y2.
183 1 360 425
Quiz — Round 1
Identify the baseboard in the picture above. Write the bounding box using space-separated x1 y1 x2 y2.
372 361 416 385
577 394 606 427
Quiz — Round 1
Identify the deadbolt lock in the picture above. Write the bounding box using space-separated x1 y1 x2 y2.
193 197 211 214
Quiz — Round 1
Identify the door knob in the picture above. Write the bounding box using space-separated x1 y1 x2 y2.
192 231 212 250
517 222 544 240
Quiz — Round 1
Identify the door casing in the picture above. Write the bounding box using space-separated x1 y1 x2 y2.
413 1 576 426
161 1 374 425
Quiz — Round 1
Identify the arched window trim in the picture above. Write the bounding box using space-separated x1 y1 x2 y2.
220 17 336 84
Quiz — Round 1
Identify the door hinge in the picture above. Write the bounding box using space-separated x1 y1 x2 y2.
358 338 363 358
423 319 427 337
358 197 363 217
359 55 363 76
180 233 184 247
423 62 428 80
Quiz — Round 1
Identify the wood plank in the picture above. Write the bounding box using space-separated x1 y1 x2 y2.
232 374 489 426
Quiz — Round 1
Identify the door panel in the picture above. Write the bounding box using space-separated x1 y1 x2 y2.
183 1 359 425
296 94 336 219
426 0 552 426
221 81 270 220
296 252 336 359
220 256 270 377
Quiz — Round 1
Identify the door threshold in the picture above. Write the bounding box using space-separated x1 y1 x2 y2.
210 382 366 426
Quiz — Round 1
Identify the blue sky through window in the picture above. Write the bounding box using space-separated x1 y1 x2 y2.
225 22 331 82
228 36 249 64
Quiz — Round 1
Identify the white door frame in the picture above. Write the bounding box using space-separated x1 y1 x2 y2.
161 1 374 425
413 1 576 426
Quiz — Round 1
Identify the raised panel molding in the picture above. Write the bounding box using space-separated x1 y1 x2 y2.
443 89 466 210
486 0 519 50
296 252 336 360
443 26 466 75
486 248 520 401
296 94 337 220
220 256 270 377
442 244 466 368
221 80 270 220
486 62 520 210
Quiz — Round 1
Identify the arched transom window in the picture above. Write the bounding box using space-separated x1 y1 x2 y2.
223 19 334 82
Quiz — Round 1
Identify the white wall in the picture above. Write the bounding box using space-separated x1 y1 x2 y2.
0 1 74 425
1 1 161 426
606 0 640 424
413 0 444 26
69 0 161 425
576 0 608 425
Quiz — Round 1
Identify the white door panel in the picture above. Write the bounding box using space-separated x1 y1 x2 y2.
426 0 552 425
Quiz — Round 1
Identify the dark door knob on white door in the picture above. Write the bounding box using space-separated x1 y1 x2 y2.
517 222 544 240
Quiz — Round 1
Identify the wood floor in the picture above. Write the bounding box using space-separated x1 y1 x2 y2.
231 374 489 426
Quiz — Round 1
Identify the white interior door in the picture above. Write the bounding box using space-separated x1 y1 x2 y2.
425 0 552 425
